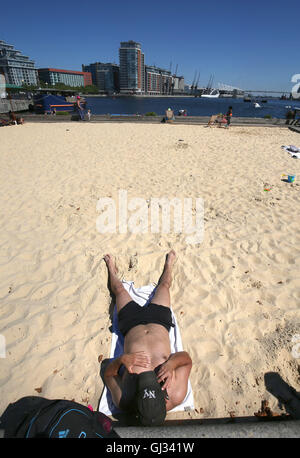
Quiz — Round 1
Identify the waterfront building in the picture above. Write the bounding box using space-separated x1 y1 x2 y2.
0 39 38 86
82 62 119 94
172 76 185 95
119 41 145 94
145 65 173 95
38 68 92 87
145 66 161 95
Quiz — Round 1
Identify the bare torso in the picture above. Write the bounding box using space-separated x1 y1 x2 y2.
121 323 177 411
124 323 171 372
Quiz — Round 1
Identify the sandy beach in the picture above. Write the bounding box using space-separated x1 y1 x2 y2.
0 121 299 421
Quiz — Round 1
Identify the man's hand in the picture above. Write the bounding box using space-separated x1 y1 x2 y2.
121 351 151 373
156 352 192 392
156 360 175 391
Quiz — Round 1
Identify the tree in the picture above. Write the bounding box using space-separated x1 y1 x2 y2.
80 85 99 94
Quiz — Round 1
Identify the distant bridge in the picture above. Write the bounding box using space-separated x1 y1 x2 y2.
216 83 291 95
216 84 291 96
243 90 291 94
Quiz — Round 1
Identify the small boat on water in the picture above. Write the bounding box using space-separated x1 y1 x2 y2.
285 106 300 112
254 102 262 108
201 89 220 98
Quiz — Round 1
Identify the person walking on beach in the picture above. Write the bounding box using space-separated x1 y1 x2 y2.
103 250 192 426
225 106 233 128
75 95 85 121
86 109 91 121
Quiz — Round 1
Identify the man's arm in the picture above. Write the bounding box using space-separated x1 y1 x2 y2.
167 351 192 370
157 351 192 409
103 356 124 409
103 352 151 408
157 352 192 386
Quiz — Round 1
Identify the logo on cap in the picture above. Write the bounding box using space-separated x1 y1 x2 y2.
143 389 156 399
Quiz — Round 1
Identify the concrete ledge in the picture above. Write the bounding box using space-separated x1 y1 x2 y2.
114 419 300 438
16 114 288 127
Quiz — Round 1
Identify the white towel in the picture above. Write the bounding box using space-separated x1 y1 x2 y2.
281 145 300 159
99 281 194 416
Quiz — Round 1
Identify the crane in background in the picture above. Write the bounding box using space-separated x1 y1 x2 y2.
167 61 173 94
194 71 200 96
202 74 214 95
190 70 197 94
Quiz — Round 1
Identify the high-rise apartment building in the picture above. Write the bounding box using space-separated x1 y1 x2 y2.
82 62 119 93
0 40 38 86
145 66 161 95
119 41 144 94
145 66 173 95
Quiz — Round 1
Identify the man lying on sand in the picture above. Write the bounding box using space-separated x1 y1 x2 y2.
103 250 192 426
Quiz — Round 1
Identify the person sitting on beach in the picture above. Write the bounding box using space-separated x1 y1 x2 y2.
8 111 24 125
164 108 175 122
103 250 192 426
208 113 227 127
286 109 297 125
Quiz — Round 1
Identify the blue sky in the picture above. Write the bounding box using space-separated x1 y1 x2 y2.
2 0 300 91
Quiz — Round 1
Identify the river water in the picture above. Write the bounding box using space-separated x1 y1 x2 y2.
85 96 297 119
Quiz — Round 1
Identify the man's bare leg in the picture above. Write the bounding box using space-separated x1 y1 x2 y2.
104 254 132 313
150 250 176 308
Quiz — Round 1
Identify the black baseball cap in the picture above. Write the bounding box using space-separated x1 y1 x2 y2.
136 371 167 426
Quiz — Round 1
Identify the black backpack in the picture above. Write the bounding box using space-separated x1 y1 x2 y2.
0 396 119 438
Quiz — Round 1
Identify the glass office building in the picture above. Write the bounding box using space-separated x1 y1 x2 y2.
119 41 144 94
82 62 119 93
0 40 38 86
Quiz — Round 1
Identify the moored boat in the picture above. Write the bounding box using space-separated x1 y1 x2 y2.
201 89 220 98
33 93 86 114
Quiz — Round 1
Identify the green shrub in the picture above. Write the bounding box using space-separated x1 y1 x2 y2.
264 114 272 119
145 112 157 116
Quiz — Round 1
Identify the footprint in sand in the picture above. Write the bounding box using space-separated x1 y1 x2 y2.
128 253 138 272
85 254 94 273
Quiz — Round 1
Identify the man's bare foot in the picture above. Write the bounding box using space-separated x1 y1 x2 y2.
165 250 176 268
103 254 127 299
103 254 118 275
